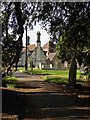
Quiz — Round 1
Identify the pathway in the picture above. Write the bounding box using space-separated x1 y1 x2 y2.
2 71 90 120
13 71 71 93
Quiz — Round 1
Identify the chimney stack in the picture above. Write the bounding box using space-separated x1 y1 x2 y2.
37 31 41 43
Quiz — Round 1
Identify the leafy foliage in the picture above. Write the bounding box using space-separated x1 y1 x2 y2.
33 2 90 87
2 2 31 76
2 34 17 75
1 2 90 87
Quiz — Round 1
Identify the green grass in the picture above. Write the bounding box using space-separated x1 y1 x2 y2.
17 67 89 85
44 75 68 85
2 76 17 88
17 67 25 72
28 68 69 75
26 68 80 78
26 68 83 85
17 67 69 85
18 67 80 77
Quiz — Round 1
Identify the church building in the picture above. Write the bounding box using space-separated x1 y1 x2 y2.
30 31 47 69
18 31 68 69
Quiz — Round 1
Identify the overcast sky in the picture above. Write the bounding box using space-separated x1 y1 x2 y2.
23 23 50 47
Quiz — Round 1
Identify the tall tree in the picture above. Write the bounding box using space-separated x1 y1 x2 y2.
2 2 37 76
57 2 90 87
2 2 90 87
2 2 24 76
32 2 90 87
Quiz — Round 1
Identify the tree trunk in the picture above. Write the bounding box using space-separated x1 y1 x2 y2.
15 62 18 71
14 2 24 71
68 56 77 88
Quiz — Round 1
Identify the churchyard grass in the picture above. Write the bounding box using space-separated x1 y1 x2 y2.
44 75 68 85
29 69 69 76
17 67 89 85
18 67 85 84
18 67 89 79
43 69 81 84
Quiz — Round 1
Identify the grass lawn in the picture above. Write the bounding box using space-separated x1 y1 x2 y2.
17 67 26 72
18 67 69 76
19 67 80 78
2 76 17 88
17 67 87 85
43 69 82 85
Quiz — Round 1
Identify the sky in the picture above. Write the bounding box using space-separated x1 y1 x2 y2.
23 23 50 47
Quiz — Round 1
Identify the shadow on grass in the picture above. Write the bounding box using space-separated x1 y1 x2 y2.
45 77 68 85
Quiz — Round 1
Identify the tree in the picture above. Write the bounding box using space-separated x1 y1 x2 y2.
2 34 17 76
2 2 90 88
2 2 25 76
32 2 90 87
56 3 90 87
2 2 40 76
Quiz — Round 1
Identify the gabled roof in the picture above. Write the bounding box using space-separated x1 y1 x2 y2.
47 52 56 61
30 45 47 62
42 42 49 51
22 47 26 53
27 44 36 51
21 44 36 53
42 41 56 53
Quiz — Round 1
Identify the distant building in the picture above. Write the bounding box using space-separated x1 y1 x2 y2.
30 32 47 69
42 40 56 57
18 31 68 69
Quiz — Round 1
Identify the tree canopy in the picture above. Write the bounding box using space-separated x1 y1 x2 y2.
1 2 90 86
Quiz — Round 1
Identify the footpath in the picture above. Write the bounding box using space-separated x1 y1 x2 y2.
2 71 90 120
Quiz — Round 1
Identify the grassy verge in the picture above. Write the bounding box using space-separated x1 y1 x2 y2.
2 76 17 88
